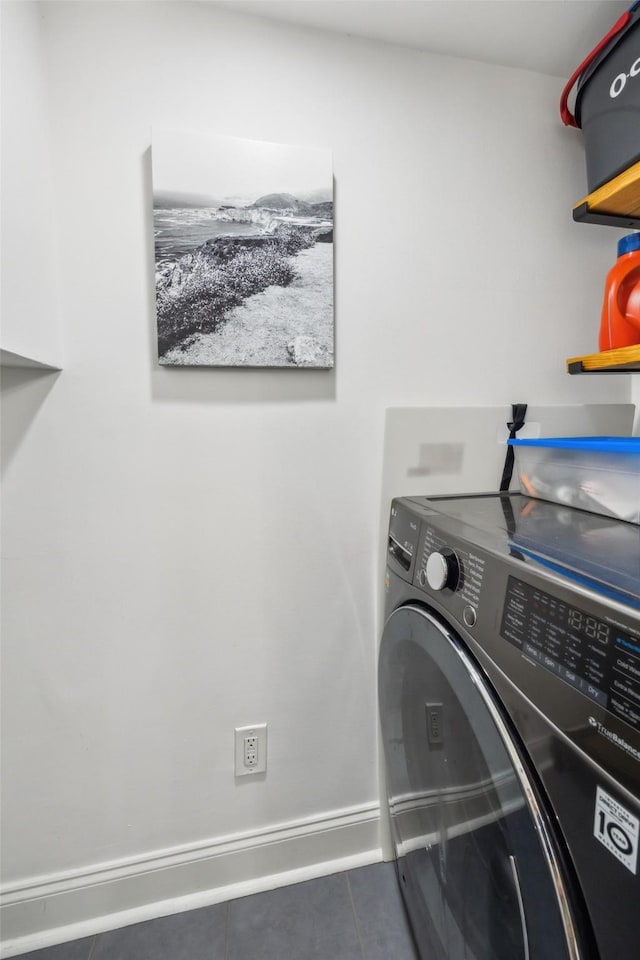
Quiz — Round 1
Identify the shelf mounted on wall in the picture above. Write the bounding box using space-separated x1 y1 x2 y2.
566 344 640 374
568 161 640 372
573 159 640 227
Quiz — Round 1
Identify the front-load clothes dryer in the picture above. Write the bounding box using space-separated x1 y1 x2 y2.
378 492 640 960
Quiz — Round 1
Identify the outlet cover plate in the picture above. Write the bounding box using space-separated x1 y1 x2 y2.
234 723 267 776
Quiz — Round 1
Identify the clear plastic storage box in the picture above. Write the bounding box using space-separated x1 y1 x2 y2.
508 436 640 525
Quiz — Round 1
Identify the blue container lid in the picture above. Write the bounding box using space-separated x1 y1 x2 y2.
507 436 640 453
618 233 640 256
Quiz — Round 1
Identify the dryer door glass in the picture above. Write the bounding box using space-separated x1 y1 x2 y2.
379 605 583 960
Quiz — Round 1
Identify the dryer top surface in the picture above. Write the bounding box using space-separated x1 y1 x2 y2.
404 492 640 610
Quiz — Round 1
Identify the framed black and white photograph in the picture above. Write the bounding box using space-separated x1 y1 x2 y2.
152 128 334 368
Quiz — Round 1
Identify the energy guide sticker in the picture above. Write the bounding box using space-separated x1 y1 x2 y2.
594 786 639 874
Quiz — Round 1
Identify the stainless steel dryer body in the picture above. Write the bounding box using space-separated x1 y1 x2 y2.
379 492 640 960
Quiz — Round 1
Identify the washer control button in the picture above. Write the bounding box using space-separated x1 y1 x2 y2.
418 568 427 587
463 605 477 627
425 549 459 592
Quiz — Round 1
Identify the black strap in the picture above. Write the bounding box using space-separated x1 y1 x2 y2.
499 403 528 492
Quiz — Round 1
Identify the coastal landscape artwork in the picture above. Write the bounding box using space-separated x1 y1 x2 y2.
152 128 334 367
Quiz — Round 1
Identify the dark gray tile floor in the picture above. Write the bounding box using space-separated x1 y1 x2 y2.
17 861 419 960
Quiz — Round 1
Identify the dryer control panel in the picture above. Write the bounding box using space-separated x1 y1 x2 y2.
501 575 640 732
418 523 486 611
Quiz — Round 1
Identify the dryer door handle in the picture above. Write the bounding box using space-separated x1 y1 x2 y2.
509 855 530 960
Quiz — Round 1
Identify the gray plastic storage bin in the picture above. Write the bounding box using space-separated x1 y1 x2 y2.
561 5 640 191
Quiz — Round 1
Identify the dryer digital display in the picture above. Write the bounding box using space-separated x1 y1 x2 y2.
501 576 640 731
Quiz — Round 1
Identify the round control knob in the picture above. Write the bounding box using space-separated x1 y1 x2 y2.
425 549 460 592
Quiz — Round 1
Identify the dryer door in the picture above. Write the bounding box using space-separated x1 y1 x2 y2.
379 604 590 960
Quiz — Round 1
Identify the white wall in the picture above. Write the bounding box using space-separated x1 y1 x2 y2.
0 1 62 367
0 0 632 948
633 379 640 430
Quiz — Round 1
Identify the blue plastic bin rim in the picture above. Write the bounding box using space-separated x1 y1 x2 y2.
507 436 640 453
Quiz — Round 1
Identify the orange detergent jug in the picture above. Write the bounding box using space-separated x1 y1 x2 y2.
599 232 640 351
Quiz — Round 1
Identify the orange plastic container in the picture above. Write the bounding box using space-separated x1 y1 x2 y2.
599 232 640 351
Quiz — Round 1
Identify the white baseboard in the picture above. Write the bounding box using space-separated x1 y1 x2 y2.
0 802 381 958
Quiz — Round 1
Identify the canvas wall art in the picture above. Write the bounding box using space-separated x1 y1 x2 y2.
152 129 334 368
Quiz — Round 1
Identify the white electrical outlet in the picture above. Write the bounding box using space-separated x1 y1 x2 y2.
234 724 267 776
